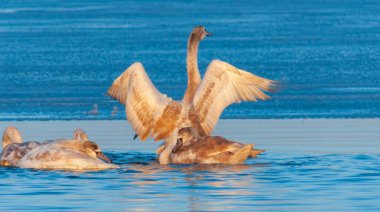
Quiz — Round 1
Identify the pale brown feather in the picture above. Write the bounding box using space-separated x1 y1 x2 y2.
108 62 180 141
192 59 276 135
169 135 263 164
107 65 134 105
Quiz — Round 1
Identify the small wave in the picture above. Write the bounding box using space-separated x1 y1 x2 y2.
0 6 112 14
320 87 380 93
353 154 375 160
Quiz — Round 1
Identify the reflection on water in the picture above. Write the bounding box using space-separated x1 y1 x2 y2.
1 151 379 211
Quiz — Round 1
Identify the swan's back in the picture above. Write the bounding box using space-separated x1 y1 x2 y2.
169 136 253 164
169 127 264 164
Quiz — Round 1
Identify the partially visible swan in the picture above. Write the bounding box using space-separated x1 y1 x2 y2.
158 127 265 164
108 26 277 164
1 127 117 170
1 126 42 166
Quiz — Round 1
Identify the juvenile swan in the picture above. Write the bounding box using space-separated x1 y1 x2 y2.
108 26 276 164
18 139 117 170
159 127 265 164
1 126 41 166
0 127 117 170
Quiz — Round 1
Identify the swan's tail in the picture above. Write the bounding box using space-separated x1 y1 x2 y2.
250 149 265 158
230 144 252 164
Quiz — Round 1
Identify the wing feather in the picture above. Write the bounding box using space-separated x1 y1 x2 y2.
107 65 133 105
192 59 276 135
108 63 181 141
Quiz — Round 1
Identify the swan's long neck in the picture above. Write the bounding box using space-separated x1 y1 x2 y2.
183 33 201 104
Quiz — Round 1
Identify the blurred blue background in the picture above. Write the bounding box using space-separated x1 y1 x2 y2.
1 0 379 120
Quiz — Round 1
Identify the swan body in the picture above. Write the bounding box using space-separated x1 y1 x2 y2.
1 127 117 170
18 139 118 170
0 126 38 166
108 26 276 164
158 127 265 164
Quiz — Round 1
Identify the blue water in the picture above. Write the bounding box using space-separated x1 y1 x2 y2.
0 119 379 211
1 152 380 211
1 0 380 120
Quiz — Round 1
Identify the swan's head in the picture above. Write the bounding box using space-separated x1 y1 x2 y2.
177 127 200 143
73 128 89 141
2 126 23 148
52 139 113 164
81 141 113 164
191 26 212 41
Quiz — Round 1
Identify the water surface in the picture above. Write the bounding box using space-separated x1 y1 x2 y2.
0 119 379 211
1 152 380 211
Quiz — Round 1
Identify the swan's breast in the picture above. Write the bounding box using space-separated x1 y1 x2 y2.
170 149 198 164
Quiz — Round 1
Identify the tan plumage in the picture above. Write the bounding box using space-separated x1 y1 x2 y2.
73 128 89 141
2 126 22 148
108 62 181 141
191 60 275 135
165 127 265 164
108 26 276 164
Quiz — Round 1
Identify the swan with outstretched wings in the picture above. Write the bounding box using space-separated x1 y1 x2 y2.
108 26 276 164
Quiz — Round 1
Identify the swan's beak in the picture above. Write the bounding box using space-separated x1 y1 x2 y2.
133 134 138 140
96 152 112 163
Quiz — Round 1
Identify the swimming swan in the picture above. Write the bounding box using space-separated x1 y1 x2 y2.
1 127 117 170
0 126 41 166
108 26 276 164
158 127 265 164
18 139 118 170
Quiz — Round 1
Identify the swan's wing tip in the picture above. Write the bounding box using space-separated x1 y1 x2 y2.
265 79 281 93
106 87 125 104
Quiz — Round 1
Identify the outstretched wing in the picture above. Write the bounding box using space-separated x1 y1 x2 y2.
191 60 276 136
107 63 181 141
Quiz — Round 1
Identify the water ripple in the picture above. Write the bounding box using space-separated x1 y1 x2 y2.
4 152 376 210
